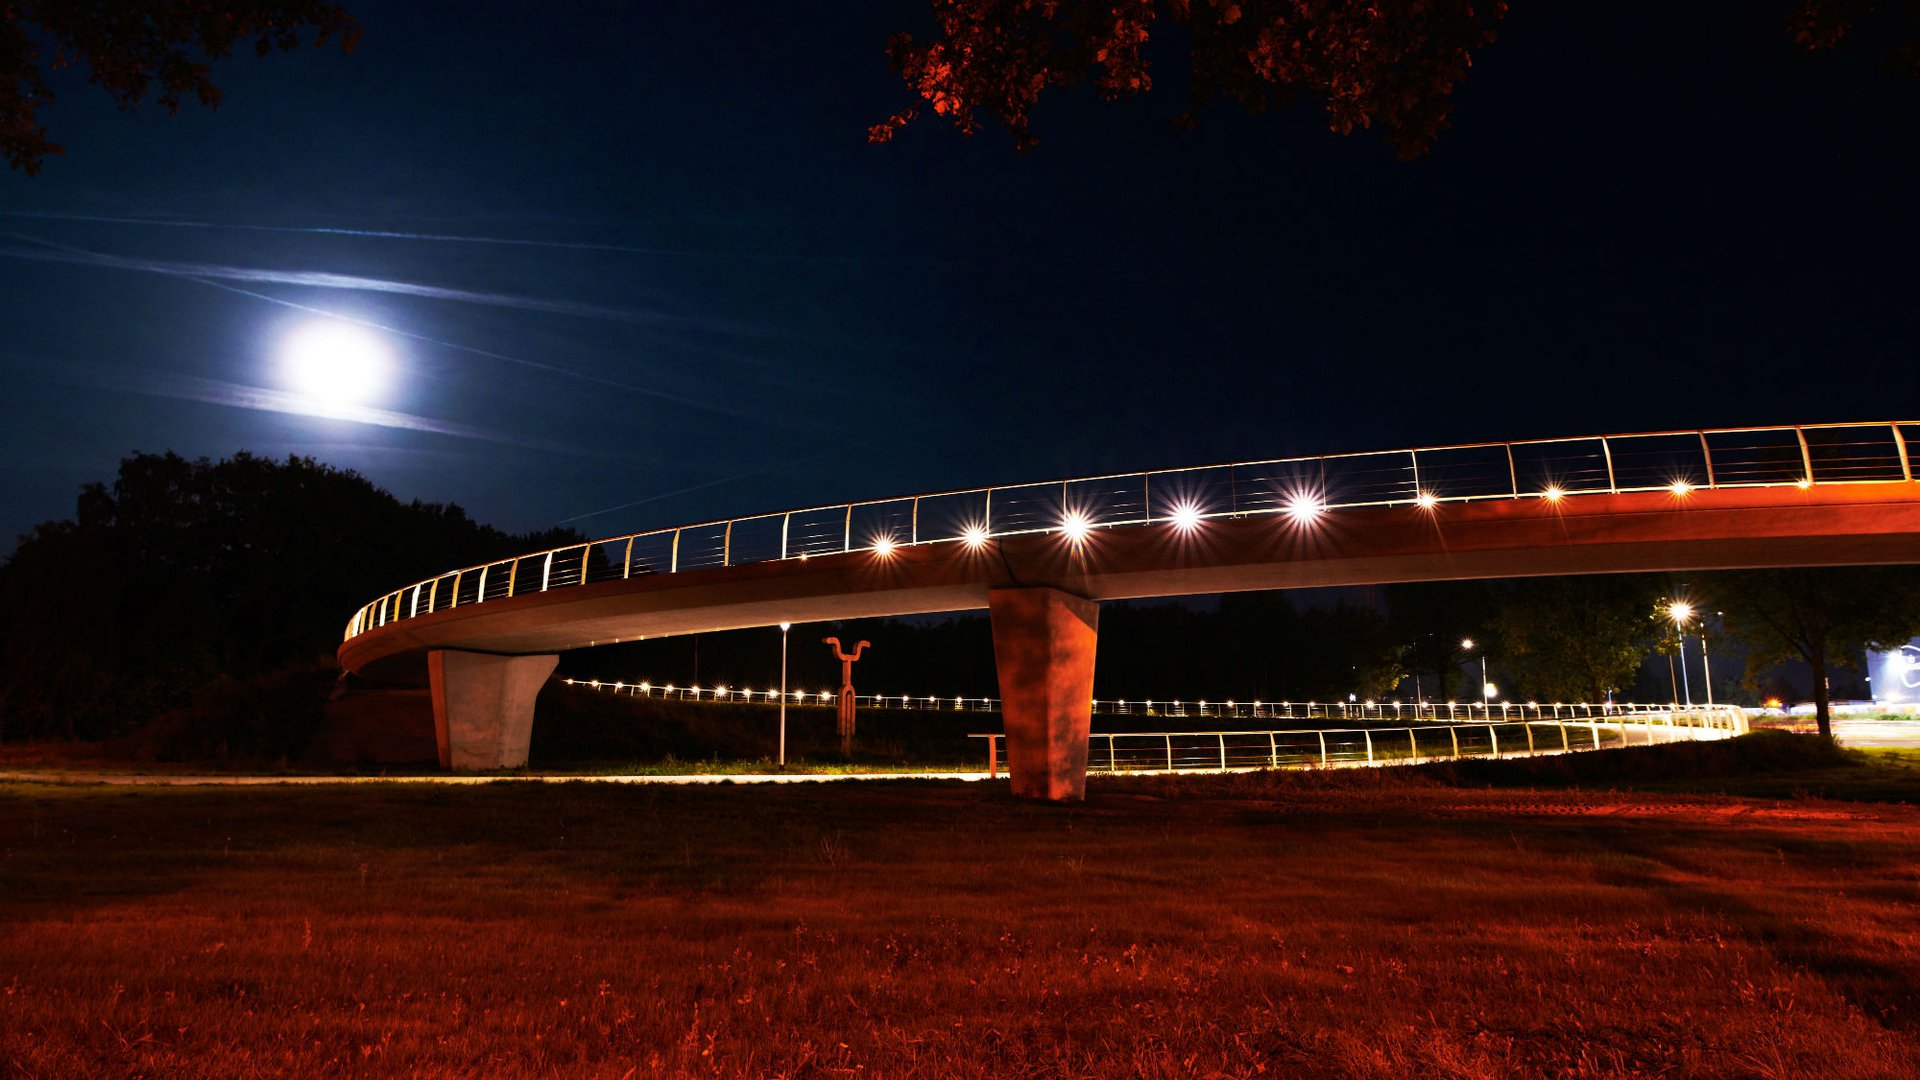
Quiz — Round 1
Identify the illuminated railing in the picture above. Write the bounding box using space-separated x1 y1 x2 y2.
970 707 1747 776
559 677 1739 727
348 421 1918 640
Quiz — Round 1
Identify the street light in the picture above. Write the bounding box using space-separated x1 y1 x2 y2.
1463 638 1489 711
778 621 791 767
1668 601 1694 708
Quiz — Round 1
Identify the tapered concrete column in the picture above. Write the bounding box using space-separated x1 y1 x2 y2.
427 650 558 770
989 586 1098 802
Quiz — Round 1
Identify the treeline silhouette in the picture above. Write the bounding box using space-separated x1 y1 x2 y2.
0 452 579 741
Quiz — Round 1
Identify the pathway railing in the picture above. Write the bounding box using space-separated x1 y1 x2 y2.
559 677 1736 726
350 421 1918 640
970 707 1746 777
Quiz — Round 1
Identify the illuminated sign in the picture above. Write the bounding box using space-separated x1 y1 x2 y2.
1866 639 1920 705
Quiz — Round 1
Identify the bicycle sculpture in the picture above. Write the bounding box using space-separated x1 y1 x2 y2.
822 636 871 756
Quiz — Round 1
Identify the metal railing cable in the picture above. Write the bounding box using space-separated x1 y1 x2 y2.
558 678 1740 728
349 420 1919 640
967 708 1746 777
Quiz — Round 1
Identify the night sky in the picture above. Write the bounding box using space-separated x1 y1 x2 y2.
2 1 1915 554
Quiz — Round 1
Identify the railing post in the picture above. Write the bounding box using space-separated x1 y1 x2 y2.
1489 724 1499 759
1363 730 1374 764
451 569 463 608
1590 722 1601 750
1409 728 1418 760
477 564 488 602
670 530 681 574
1109 734 1118 772
1318 731 1327 767
623 536 635 579
1219 733 1227 770
1268 731 1277 768
1450 726 1459 757
541 550 553 591
1559 722 1570 752
988 735 998 778
1165 734 1174 772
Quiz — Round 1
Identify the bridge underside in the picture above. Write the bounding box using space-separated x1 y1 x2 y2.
345 484 1920 795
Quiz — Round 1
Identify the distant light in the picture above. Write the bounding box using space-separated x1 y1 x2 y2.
1169 502 1203 532
872 536 897 558
1764 697 1783 709
1060 511 1093 544
961 523 991 549
1284 492 1325 524
1415 491 1438 510
1461 638 1475 651
1483 682 1498 700
1670 480 1694 497
1668 601 1694 625
1542 486 1565 502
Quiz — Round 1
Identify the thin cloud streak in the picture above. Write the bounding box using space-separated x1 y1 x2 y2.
0 209 870 264
1 230 850 437
0 240 672 324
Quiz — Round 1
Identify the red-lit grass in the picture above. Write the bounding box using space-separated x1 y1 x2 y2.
4 752 1919 1077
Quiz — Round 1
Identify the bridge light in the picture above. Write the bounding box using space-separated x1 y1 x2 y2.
1669 480 1694 497
1542 485 1565 502
1169 502 1203 532
1284 492 1325 525
639 681 651 692
1060 511 1093 544
960 523 990 549
1796 477 1813 489
1415 491 1438 510
872 536 897 558
1461 638 1474 651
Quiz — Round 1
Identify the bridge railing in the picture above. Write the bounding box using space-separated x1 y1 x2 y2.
557 678 1746 731
970 708 1746 776
350 420 1918 640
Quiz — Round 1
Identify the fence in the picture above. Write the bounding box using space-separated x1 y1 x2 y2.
349 421 1919 641
559 678 1735 725
971 707 1747 777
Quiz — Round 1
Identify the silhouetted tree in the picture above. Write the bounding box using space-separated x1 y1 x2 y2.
1387 581 1494 701
873 1 1917 155
0 452 577 740
1488 575 1659 703
1711 567 1920 738
2 1 359 174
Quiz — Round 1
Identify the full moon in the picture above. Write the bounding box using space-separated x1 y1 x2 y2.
279 321 392 407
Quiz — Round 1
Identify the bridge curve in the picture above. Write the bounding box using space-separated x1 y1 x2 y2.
339 421 1920 798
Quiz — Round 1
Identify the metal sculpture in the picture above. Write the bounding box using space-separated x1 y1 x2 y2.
822 636 870 756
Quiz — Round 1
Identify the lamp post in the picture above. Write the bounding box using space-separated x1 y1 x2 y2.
778 621 791 767
1668 601 1694 708
1463 638 1489 713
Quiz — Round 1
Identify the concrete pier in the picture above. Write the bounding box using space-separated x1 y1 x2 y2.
989 586 1098 802
427 650 558 769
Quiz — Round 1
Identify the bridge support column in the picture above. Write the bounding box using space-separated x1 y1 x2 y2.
427 650 558 770
989 586 1098 802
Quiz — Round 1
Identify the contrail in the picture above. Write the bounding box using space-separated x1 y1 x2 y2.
0 208 852 264
0 229 833 432
0 239 675 324
15 353 613 456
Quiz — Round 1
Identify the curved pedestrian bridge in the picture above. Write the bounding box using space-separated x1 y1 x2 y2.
339 421 1920 800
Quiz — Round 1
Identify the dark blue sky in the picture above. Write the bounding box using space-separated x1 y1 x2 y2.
2 1 1914 551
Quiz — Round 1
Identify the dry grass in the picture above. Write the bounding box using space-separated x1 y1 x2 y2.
4 753 1920 1077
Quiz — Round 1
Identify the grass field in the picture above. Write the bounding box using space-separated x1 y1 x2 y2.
4 734 1919 1078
